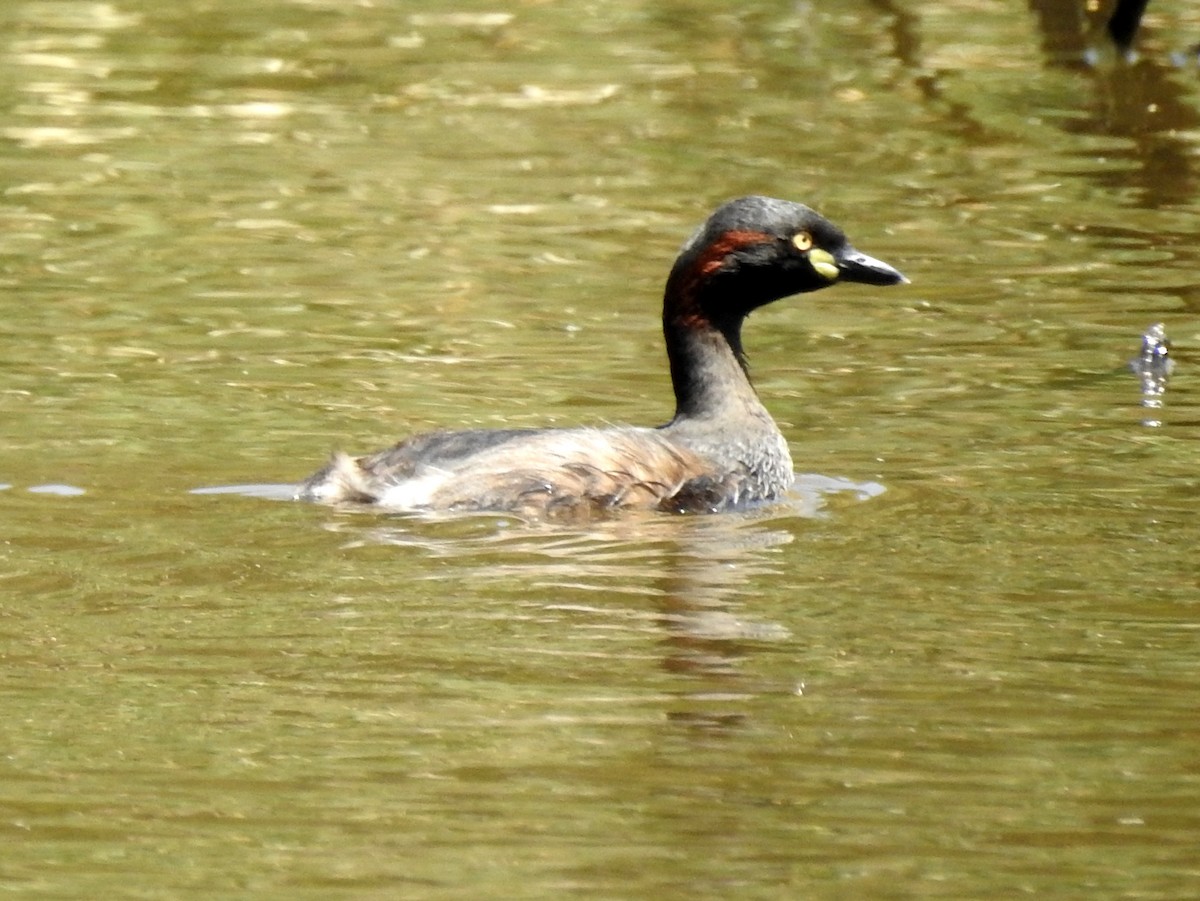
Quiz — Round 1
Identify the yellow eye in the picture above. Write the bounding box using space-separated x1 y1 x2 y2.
791 231 813 252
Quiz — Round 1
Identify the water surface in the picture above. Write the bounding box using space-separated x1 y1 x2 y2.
2 1 1199 897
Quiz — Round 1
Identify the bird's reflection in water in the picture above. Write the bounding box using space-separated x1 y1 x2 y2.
305 474 882 733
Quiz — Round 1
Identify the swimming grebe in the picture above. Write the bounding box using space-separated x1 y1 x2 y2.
297 195 906 516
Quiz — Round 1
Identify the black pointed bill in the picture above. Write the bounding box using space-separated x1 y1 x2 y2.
834 245 908 286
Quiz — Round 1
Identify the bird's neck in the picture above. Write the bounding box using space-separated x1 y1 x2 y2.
663 311 766 423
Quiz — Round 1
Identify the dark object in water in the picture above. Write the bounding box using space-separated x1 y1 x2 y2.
1108 0 1149 52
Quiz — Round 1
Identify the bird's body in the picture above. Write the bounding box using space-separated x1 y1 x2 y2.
297 196 906 517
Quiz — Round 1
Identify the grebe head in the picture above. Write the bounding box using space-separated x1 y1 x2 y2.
665 195 907 329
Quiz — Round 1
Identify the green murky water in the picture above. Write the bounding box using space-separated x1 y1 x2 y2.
3 1 1199 897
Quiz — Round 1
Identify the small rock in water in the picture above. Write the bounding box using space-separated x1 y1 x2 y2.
1131 323 1173 380
1130 323 1173 426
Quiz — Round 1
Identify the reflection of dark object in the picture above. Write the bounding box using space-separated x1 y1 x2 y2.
1108 0 1149 51
296 197 907 517
1028 0 1200 208
1028 0 1150 60
1130 323 1172 426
